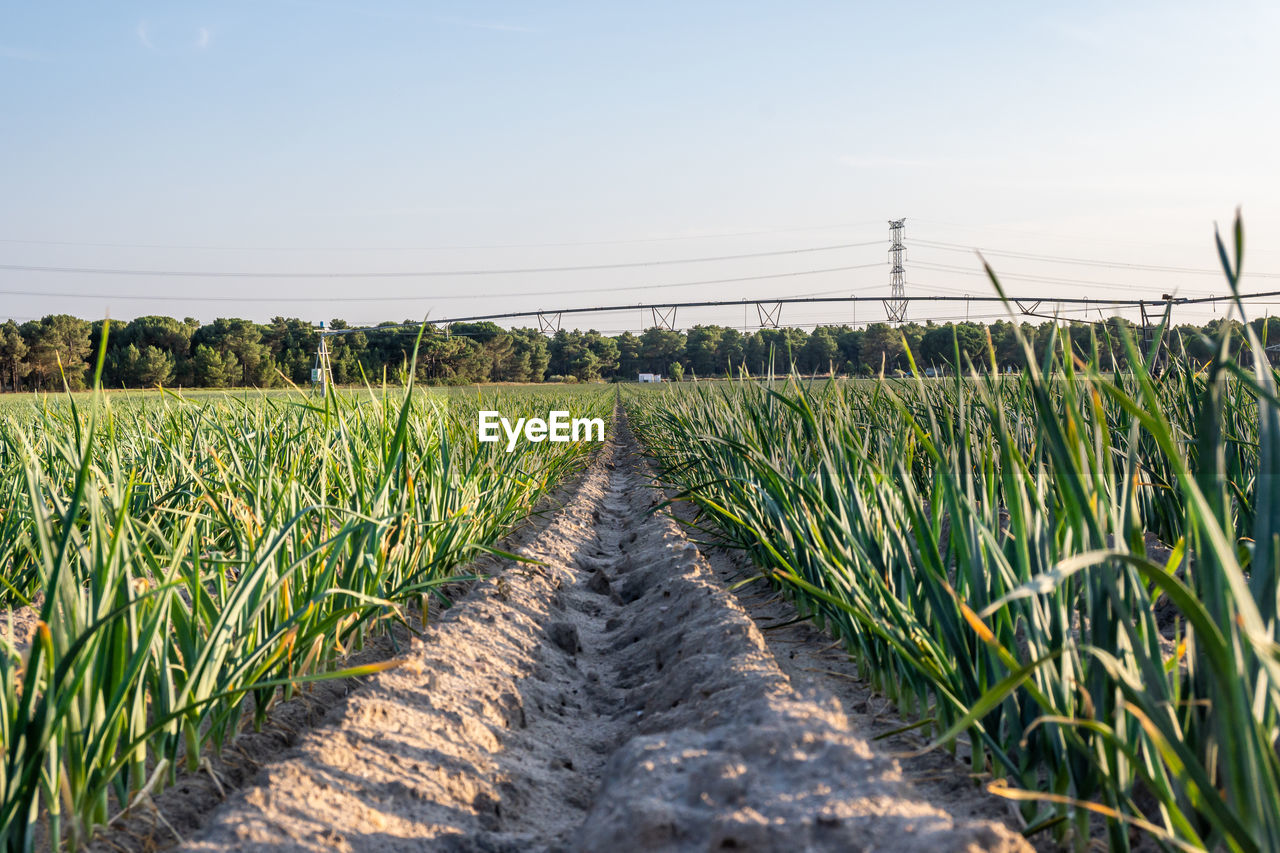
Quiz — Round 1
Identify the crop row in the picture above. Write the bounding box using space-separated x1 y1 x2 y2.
0 381 610 851
627 242 1280 851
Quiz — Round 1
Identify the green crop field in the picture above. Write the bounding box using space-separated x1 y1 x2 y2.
5 233 1280 853
624 237 1280 852
0 374 609 851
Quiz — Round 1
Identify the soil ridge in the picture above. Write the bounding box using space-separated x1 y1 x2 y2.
179 413 1029 852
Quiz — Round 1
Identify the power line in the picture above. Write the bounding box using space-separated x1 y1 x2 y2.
910 261 1220 295
0 221 885 253
912 218 1280 256
478 262 886 299
904 280 994 295
0 262 886 303
913 238 1280 279
0 241 882 279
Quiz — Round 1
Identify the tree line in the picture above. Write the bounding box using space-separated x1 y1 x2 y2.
0 312 1266 391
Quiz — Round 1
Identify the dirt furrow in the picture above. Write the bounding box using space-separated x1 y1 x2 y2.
181 416 1030 852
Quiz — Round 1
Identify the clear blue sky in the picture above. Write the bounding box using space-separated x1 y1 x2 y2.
2 1 1278 330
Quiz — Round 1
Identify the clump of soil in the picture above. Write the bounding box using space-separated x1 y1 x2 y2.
1 598 42 654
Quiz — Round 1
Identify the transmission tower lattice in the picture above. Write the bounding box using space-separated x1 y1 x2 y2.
884 218 908 324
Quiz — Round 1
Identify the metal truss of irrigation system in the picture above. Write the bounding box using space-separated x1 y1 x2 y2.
306 288 1280 389
314 289 1280 339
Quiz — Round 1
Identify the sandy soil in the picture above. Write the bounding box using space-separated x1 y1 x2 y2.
83 447 600 853
688 537 1057 851
168 414 1028 852
2 596 41 654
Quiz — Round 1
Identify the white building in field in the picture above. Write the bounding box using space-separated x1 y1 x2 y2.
638 373 662 383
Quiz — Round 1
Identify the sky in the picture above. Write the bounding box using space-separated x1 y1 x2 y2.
2 0 1279 332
